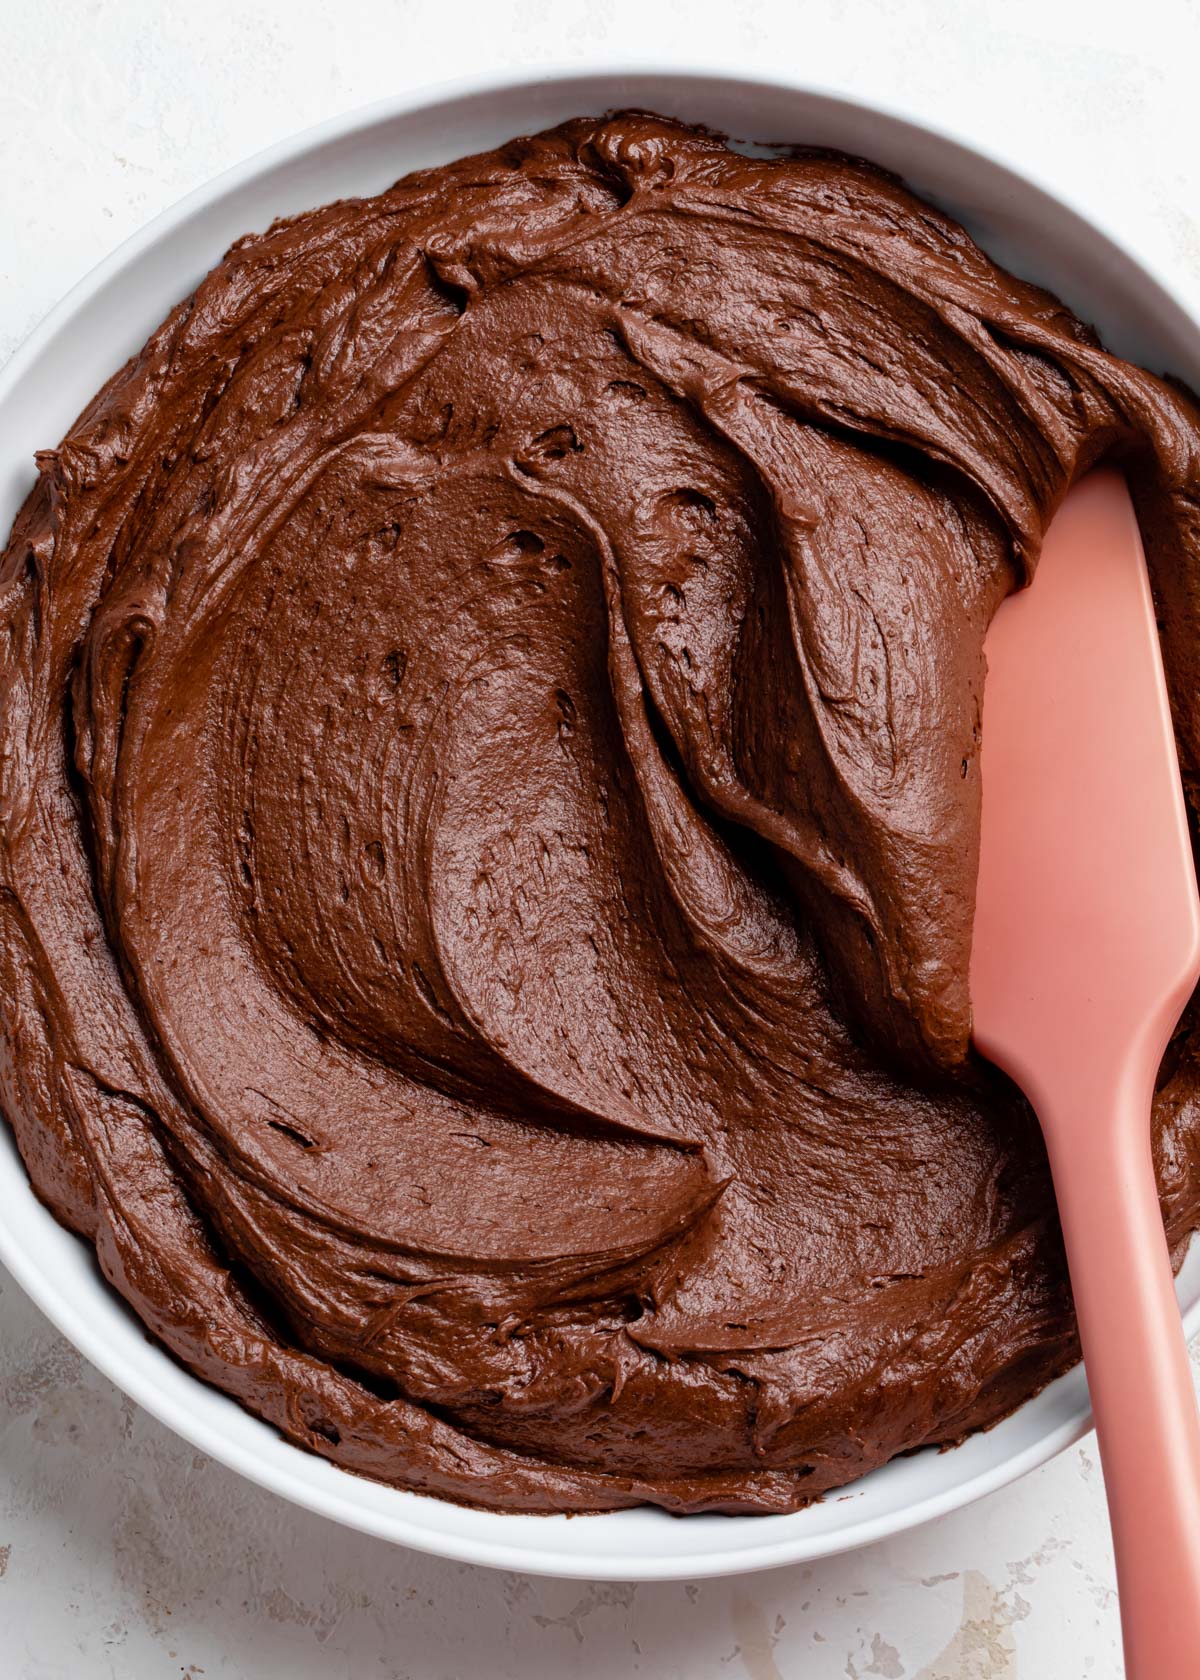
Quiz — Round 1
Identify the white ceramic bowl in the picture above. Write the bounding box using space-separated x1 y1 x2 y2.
3 65 1199 1582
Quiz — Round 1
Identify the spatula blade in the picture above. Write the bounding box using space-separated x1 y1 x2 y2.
969 468 1200 1107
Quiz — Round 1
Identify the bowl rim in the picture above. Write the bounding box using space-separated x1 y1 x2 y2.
2 59 1199 1581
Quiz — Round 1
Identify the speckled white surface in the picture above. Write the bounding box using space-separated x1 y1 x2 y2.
4 3 1200 1674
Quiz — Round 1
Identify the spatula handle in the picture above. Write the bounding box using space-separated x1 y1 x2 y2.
1046 1099 1200 1678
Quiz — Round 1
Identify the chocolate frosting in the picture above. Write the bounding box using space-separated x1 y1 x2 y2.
5 114 1200 1514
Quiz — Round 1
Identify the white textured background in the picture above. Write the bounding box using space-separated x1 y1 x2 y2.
4 2 1200 1674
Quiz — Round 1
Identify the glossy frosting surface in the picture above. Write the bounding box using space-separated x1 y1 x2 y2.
5 115 1200 1513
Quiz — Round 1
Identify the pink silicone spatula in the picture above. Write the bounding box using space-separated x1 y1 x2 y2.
971 467 1200 1676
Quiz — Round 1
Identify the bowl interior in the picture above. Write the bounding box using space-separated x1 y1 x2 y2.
2 67 1199 1581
